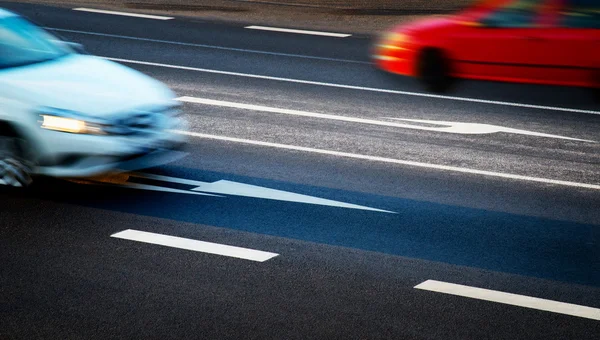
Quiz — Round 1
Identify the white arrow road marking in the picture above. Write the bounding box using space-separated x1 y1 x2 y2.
415 280 600 321
193 180 394 212
177 96 593 142
70 175 224 197
385 118 595 142
121 182 224 197
120 173 395 214
112 229 279 262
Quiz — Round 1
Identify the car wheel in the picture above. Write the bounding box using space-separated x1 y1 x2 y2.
593 70 600 103
417 48 453 93
0 136 32 187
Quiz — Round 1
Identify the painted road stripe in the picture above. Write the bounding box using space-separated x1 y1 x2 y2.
172 130 600 191
177 96 592 142
245 25 351 37
106 58 600 115
415 280 600 321
73 8 174 20
177 96 429 127
45 28 367 64
111 229 279 262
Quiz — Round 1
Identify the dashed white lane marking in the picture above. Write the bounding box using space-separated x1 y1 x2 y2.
111 229 279 262
172 130 600 191
177 96 593 142
73 8 174 20
415 280 600 321
45 28 368 64
245 25 351 37
106 57 600 115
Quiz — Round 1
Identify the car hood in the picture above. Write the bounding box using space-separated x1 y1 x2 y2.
0 54 176 117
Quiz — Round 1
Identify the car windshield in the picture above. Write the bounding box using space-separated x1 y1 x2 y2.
0 15 71 69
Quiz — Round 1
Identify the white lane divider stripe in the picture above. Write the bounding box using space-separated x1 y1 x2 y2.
73 8 174 20
111 229 279 262
106 58 600 115
172 130 600 191
177 96 592 142
245 25 351 37
45 28 368 64
178 96 422 127
415 280 600 321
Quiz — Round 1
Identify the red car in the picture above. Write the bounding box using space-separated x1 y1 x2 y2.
372 0 600 95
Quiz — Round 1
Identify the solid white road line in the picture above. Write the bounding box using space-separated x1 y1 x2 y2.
106 58 600 115
245 25 351 37
178 95 429 127
415 280 600 321
111 229 279 262
172 130 600 191
177 96 592 142
73 8 174 20
45 28 368 64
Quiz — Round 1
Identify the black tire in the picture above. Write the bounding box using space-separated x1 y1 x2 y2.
0 134 33 188
417 48 453 93
593 70 600 103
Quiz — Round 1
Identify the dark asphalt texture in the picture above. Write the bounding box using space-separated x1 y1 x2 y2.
1 2 599 339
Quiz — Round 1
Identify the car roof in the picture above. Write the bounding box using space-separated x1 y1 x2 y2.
0 8 18 19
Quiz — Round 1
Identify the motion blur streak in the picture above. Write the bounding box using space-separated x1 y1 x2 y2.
0 8 187 186
373 0 600 92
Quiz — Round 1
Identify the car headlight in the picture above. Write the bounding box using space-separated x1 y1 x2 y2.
376 32 412 51
37 108 109 135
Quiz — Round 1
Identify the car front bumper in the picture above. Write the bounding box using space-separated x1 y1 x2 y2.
34 118 189 178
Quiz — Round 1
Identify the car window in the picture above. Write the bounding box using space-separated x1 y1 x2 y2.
480 0 546 27
560 0 600 28
0 15 71 69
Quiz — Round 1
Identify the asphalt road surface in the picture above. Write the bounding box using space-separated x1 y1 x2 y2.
1 2 600 339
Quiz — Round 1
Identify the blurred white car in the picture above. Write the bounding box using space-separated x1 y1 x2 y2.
0 8 187 186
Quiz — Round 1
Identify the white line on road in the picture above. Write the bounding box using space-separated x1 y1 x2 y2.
177 96 592 142
111 229 279 262
45 28 368 64
172 130 600 191
106 58 600 115
178 95 426 127
73 8 174 20
415 280 600 321
245 25 351 37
